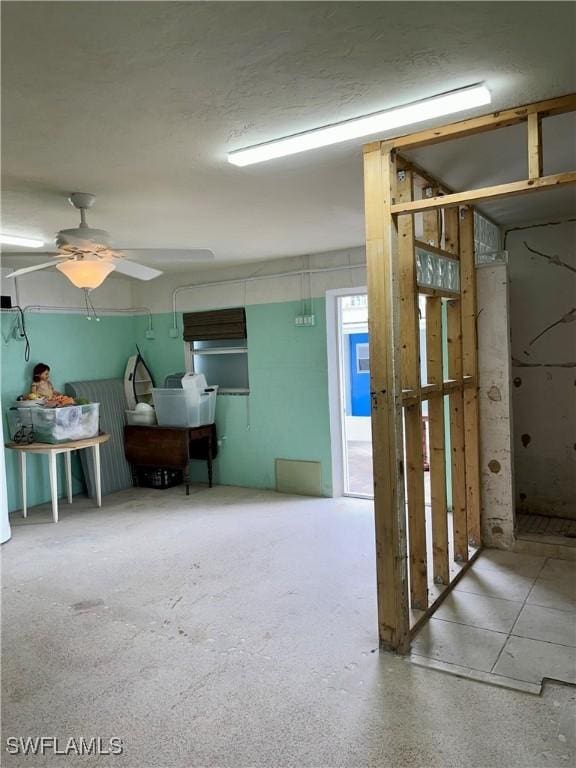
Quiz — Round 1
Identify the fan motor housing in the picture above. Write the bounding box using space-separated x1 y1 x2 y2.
56 227 112 249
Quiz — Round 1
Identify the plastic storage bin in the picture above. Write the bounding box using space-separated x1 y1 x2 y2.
7 403 100 444
152 386 218 428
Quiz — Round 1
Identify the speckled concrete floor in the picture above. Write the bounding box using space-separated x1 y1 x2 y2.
2 486 575 767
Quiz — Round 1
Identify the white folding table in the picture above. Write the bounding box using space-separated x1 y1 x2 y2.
6 433 110 523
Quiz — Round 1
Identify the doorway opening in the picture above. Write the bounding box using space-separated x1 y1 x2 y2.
338 292 373 497
328 289 434 505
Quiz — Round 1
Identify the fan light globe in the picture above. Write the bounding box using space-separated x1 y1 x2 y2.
56 259 115 289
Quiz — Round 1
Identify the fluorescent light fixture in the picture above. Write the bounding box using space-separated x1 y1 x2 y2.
0 233 45 248
228 84 491 166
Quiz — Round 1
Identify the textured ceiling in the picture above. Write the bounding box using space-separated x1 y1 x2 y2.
1 1 575 271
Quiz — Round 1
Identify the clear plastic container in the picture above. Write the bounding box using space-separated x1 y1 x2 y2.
7 403 100 444
152 387 218 428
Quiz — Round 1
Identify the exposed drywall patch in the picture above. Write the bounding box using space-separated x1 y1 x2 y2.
488 459 501 474
487 385 502 402
521 433 532 448
491 526 504 535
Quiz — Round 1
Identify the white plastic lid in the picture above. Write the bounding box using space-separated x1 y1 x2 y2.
181 373 207 391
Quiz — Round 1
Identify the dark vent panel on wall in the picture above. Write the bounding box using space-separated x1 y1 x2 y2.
183 308 247 341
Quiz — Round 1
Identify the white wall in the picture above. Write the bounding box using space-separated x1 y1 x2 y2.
477 263 515 548
508 221 576 520
131 247 367 313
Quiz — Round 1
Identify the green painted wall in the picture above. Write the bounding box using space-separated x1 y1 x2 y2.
1 312 136 512
2 300 334 513
134 300 333 495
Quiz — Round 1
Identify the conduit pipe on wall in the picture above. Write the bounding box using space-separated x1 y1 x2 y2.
171 262 367 330
23 305 155 333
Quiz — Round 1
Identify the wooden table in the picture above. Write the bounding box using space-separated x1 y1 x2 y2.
5 433 110 523
124 424 217 494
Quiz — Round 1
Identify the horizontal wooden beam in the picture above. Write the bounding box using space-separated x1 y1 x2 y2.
418 285 460 299
383 93 576 151
415 240 459 261
392 172 576 215
401 376 475 405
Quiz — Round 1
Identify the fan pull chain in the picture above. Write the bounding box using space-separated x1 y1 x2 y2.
83 289 100 322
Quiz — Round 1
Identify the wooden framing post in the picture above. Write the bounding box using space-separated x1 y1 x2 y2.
363 145 410 652
459 207 481 547
445 209 468 562
446 301 468 562
527 112 543 179
362 93 576 653
398 168 427 610
426 296 449 584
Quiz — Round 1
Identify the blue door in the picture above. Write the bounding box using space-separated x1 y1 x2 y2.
349 333 370 416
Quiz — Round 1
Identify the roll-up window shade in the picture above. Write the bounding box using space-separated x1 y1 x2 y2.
183 308 247 341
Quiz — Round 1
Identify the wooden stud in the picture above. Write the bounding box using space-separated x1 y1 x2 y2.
447 300 468 562
527 112 543 180
383 93 576 151
443 209 460 256
363 146 410 652
422 187 441 246
390 172 576 215
397 169 428 610
459 207 481 547
405 404 428 608
398 171 420 392
426 296 449 585
445 207 468 560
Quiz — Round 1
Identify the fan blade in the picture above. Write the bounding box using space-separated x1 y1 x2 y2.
118 249 214 262
5 261 59 278
113 260 163 281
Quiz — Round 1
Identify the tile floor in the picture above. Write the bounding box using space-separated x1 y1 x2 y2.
411 549 576 691
346 440 432 501
346 440 374 495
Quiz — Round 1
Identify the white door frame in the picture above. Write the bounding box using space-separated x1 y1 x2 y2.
325 286 368 498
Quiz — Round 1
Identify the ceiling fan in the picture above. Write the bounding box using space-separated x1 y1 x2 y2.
4 192 214 290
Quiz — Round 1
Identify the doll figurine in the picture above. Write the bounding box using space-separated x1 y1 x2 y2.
30 363 59 400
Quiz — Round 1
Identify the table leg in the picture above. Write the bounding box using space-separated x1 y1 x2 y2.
48 452 58 523
20 452 27 518
93 443 102 507
65 451 73 504
207 435 213 489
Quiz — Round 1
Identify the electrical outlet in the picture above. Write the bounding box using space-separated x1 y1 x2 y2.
145 329 156 340
168 327 180 338
294 314 315 327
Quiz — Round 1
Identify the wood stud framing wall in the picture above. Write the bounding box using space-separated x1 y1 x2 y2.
363 93 576 652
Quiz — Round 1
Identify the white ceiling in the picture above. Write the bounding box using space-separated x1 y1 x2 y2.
1 1 575 272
